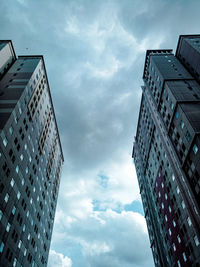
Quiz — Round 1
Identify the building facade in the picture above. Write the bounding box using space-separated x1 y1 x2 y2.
133 35 200 266
0 41 64 266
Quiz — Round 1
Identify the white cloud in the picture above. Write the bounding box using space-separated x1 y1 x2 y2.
48 250 72 267
51 209 153 267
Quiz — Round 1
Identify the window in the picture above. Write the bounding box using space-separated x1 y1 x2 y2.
20 154 24 161
3 137 8 147
180 121 185 129
193 144 198 154
175 111 179 119
185 131 191 142
173 220 176 227
168 228 172 236
17 191 21 200
183 252 187 262
4 193 9 203
165 215 168 222
10 179 14 187
194 235 199 246
187 217 192 226
177 186 180 194
165 193 168 200
16 166 19 173
169 206 172 213
24 248 27 256
6 222 11 232
177 260 181 267
18 240 22 249
9 126 13 135
0 242 4 253
177 235 181 243
173 243 176 251
12 206 16 215
182 201 185 209
0 210 2 220
13 258 17 267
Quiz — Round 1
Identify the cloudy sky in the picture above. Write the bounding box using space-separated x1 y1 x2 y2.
1 0 200 266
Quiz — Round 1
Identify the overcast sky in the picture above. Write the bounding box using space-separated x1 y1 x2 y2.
1 0 200 266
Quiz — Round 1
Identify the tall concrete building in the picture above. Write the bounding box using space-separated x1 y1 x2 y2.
0 41 63 266
133 35 200 266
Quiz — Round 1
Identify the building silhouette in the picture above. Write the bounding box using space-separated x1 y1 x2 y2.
0 41 63 266
133 35 200 266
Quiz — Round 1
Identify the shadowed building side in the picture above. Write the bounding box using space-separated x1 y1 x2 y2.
0 41 64 267
133 35 200 267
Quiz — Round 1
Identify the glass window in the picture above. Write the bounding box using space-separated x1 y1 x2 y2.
177 186 180 194
6 222 11 232
193 144 198 154
9 126 13 135
0 210 3 220
20 154 24 161
169 206 172 213
173 220 176 227
182 201 185 209
10 178 14 187
177 235 181 243
187 217 192 226
182 252 187 262
12 206 16 215
168 228 172 236
23 224 26 232
13 258 17 267
16 165 19 173
3 137 8 147
175 111 179 119
180 121 185 129
165 215 168 222
18 240 22 249
4 193 9 203
194 235 199 246
17 191 21 200
0 242 4 253
173 243 176 251
185 131 191 142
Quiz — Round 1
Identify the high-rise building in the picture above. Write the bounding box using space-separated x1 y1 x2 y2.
0 40 64 267
132 35 200 266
